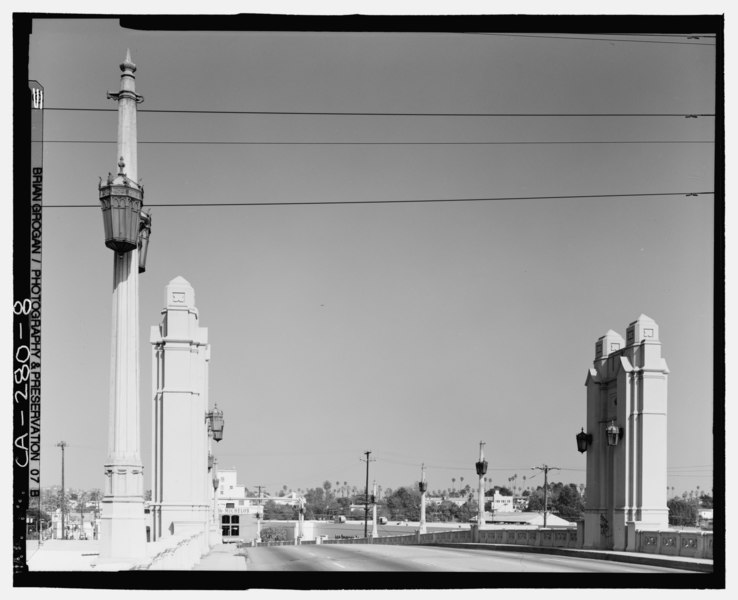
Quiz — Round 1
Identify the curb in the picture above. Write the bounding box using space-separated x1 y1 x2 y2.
423 543 713 573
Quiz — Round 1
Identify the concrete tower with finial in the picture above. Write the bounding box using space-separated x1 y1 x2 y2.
149 276 214 553
582 315 669 551
96 50 149 565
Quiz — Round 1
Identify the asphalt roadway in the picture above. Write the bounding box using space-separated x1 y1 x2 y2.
240 543 697 573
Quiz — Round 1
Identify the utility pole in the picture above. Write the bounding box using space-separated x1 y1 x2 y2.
56 441 67 540
532 464 559 528
360 451 374 537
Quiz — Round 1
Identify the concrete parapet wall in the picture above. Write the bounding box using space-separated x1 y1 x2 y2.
475 527 577 548
635 529 713 559
311 523 712 562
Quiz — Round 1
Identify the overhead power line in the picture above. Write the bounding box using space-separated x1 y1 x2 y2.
45 139 714 147
43 107 716 118
605 33 717 38
43 191 713 209
466 32 716 46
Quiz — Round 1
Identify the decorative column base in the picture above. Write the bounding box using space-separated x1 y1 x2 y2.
98 462 146 561
582 509 606 549
633 507 669 528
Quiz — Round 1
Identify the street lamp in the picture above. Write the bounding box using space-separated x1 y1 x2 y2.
418 464 428 535
476 442 488 529
99 158 145 253
206 404 224 442
576 428 593 453
606 420 623 447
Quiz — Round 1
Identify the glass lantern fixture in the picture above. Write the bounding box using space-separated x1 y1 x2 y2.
606 420 624 447
99 158 144 253
576 428 593 453
207 404 225 442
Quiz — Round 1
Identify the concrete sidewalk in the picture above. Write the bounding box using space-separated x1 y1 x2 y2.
26 539 99 571
193 543 247 570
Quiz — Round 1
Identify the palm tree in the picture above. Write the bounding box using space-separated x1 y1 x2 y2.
451 478 456 495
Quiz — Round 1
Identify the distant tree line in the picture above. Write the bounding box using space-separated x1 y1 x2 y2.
255 479 713 527
522 482 585 520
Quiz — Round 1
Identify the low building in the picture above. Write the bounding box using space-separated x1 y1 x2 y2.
697 508 713 530
487 491 515 512
486 511 573 528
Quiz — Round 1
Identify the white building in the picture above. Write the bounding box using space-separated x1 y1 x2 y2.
487 491 515 512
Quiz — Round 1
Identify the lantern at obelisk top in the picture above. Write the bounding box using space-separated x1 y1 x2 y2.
96 50 149 565
98 50 151 263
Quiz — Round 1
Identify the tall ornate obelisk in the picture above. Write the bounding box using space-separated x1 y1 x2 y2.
97 50 148 563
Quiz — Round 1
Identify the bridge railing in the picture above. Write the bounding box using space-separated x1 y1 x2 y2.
269 523 714 560
633 529 713 559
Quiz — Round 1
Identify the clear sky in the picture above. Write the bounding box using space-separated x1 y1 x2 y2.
24 15 716 499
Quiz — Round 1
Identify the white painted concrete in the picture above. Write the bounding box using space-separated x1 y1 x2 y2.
98 51 146 564
150 276 212 554
584 315 669 550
